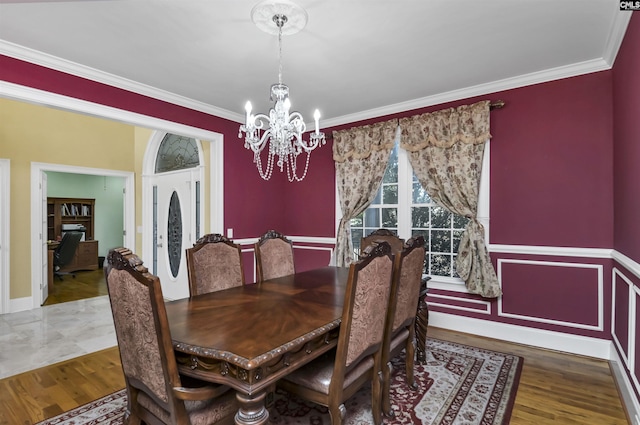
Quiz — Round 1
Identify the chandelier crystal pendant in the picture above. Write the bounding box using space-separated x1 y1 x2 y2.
238 0 325 182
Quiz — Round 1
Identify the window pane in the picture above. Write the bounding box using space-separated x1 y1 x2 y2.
431 206 451 228
167 191 183 278
155 134 200 173
383 145 399 184
382 184 398 204
371 187 382 205
411 229 429 245
453 214 470 229
430 230 451 253
364 208 380 228
412 181 430 204
350 212 363 227
431 254 452 276
351 228 363 253
381 208 397 228
452 229 464 252
411 207 430 227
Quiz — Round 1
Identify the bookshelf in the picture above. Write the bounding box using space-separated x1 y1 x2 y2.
47 197 95 242
47 197 98 272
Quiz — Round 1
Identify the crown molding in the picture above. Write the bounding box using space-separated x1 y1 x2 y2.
0 9 630 128
321 57 611 128
0 40 243 123
602 10 633 67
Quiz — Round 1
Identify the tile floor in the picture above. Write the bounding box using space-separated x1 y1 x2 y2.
0 295 116 379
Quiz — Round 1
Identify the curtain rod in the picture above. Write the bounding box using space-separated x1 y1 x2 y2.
490 100 505 110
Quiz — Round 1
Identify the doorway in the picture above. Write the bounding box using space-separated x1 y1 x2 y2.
30 163 135 307
142 132 207 300
5 84 224 312
43 171 127 305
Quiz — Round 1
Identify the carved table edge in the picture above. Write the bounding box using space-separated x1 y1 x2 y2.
172 319 341 370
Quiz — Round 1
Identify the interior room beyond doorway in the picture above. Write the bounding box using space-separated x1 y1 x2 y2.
45 171 125 306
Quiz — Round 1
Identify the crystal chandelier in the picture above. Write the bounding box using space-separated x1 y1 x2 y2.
238 1 325 182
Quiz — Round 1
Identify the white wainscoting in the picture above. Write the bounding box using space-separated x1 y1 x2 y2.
497 258 604 331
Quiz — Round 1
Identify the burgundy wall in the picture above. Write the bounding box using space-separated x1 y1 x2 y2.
489 73 614 248
281 136 336 237
0 55 285 239
612 13 640 262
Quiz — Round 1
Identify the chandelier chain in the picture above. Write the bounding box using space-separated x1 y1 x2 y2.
277 17 283 86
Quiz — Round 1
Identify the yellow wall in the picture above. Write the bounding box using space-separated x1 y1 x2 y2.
0 98 138 299
133 126 152 256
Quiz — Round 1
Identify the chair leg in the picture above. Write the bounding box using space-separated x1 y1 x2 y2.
328 403 346 425
124 412 142 425
406 326 418 389
382 359 394 417
371 368 384 425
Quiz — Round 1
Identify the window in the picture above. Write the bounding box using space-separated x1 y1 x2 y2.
155 134 200 173
349 139 488 285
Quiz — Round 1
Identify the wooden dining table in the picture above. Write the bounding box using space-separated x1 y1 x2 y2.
165 265 430 425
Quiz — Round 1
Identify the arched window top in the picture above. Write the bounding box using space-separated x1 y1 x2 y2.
155 134 200 173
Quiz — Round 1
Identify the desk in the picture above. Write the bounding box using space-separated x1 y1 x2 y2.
166 265 430 425
166 266 349 425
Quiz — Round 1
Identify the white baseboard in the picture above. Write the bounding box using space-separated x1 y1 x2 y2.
611 344 640 425
9 296 33 313
429 311 611 359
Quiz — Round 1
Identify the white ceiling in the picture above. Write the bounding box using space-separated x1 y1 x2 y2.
0 0 631 128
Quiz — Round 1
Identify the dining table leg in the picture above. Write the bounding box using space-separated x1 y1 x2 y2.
235 390 269 425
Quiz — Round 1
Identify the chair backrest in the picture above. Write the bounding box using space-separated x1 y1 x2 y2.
360 229 404 256
335 242 395 374
104 247 186 421
390 236 427 335
255 229 295 282
186 234 245 296
54 231 83 266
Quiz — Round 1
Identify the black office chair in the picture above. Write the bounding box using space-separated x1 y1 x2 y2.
54 231 82 280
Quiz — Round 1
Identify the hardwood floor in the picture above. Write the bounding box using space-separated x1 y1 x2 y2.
43 268 107 306
0 326 629 425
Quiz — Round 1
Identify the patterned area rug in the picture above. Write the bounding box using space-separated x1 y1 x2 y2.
35 338 523 425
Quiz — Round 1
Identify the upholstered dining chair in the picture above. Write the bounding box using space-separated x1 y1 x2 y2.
104 247 237 425
360 228 404 257
277 242 396 425
254 229 295 282
186 233 245 296
381 236 427 416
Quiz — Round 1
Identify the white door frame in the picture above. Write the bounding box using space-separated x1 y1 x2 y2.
30 163 135 308
141 130 224 299
0 159 10 314
143 131 205 300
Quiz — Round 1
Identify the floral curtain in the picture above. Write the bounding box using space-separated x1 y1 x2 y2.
333 119 398 267
399 100 501 298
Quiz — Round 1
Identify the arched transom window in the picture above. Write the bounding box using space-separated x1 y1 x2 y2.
155 134 200 173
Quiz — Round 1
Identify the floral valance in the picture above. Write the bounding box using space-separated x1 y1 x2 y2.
399 100 491 151
332 119 398 163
